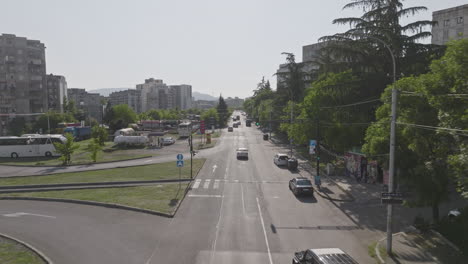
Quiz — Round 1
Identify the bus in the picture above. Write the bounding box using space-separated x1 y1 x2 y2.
177 122 192 138
0 135 66 158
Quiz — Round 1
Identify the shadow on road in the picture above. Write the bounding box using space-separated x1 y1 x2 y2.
294 194 317 203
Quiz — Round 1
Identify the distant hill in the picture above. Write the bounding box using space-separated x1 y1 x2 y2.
88 88 132 97
193 92 217 101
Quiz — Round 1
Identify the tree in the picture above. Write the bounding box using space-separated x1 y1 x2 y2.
216 96 229 127
201 108 219 125
85 138 102 163
8 117 27 136
33 111 76 134
91 125 108 146
109 104 137 131
103 101 114 125
53 133 80 165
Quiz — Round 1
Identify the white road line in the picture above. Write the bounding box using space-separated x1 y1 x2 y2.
192 179 201 189
187 194 223 198
2 212 56 219
241 185 246 215
256 197 274 264
203 179 211 189
143 159 153 163
213 179 220 189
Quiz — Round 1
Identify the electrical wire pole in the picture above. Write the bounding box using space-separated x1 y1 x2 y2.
290 102 293 156
316 114 320 187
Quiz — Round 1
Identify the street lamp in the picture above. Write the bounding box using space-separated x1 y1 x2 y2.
355 33 397 255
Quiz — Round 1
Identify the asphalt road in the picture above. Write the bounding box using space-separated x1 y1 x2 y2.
0 112 376 263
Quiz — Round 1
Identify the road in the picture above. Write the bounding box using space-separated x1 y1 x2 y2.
0 113 376 263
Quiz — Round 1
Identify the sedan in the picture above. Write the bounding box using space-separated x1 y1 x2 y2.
273 153 289 166
228 126 233 132
162 137 175 145
236 148 248 159
289 177 314 196
293 248 358 264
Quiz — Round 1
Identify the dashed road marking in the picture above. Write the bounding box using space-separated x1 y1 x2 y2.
213 179 220 189
192 179 202 189
203 179 211 189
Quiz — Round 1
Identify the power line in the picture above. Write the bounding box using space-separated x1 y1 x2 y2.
319 98 382 109
397 122 468 134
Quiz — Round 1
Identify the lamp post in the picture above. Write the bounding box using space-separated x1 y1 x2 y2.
358 34 397 254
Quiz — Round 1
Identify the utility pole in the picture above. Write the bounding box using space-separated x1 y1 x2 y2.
189 134 193 179
269 111 272 140
316 115 320 186
290 102 293 156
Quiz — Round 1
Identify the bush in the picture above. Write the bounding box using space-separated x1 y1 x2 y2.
91 126 108 146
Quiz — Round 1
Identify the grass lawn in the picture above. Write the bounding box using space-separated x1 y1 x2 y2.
0 159 206 186
0 236 44 264
0 139 153 166
2 183 189 214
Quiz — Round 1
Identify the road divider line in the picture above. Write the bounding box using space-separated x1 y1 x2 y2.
256 197 273 264
241 185 246 215
187 194 223 198
213 179 220 189
203 179 211 189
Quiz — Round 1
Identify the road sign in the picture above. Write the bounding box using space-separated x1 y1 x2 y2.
177 154 183 160
309 140 317 154
381 192 403 198
381 197 403 205
177 160 184 167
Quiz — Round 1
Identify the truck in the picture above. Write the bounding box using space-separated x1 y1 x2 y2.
64 126 92 141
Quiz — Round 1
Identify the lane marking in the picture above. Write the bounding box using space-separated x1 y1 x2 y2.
187 194 223 198
212 164 218 174
256 197 274 264
2 212 56 219
213 179 220 189
144 159 153 163
203 179 211 189
241 185 246 215
192 179 201 189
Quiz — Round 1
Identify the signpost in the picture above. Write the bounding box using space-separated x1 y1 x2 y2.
309 140 316 155
177 154 184 189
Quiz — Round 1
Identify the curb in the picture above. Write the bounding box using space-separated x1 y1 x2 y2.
313 186 355 202
429 229 461 253
0 232 53 264
0 155 153 168
0 178 193 191
0 197 173 218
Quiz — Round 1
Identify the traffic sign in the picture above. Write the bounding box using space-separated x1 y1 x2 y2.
381 197 403 205
381 192 403 198
309 140 317 154
177 154 183 160
177 160 184 167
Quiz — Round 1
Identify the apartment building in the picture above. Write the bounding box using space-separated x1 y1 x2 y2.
169 84 192 110
0 34 47 135
432 4 468 45
109 89 141 113
136 78 170 112
68 88 103 123
46 74 67 113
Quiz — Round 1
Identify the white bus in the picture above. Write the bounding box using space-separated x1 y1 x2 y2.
177 122 192 138
0 135 66 158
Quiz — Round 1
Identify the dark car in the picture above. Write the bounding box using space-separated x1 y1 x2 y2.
289 177 314 196
228 126 233 132
292 248 359 264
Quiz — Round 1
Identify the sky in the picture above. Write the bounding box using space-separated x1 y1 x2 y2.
2 0 467 99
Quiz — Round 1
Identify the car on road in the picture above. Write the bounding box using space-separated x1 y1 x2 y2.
162 137 175 145
273 153 289 166
233 123 238 128
228 126 233 132
236 148 248 159
289 177 313 196
292 248 358 264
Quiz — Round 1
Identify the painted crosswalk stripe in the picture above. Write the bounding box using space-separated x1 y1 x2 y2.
203 179 211 189
192 179 201 189
213 179 220 189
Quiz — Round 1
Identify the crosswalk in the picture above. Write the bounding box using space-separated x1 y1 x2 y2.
190 178 287 190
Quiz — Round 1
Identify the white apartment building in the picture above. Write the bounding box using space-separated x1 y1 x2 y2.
432 4 468 45
169 84 192 110
136 78 170 112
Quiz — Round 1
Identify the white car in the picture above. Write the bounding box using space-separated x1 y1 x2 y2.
162 137 175 145
274 153 289 166
236 148 248 159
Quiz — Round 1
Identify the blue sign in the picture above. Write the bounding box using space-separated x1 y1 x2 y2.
177 154 184 160
309 140 317 154
177 160 184 167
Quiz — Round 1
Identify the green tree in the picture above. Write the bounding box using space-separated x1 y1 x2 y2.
85 138 102 162
201 108 219 125
53 133 80 165
103 101 114 125
216 96 229 127
33 111 76 134
91 125 108 146
109 104 137 131
8 117 27 136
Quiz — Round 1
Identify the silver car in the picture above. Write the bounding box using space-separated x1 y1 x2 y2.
273 153 289 166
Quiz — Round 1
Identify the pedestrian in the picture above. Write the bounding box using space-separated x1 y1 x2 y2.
361 157 368 183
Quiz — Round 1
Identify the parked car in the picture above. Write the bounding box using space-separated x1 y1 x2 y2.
228 126 233 132
273 153 289 166
293 248 358 264
236 148 248 159
162 137 175 145
289 177 313 196
233 123 238 128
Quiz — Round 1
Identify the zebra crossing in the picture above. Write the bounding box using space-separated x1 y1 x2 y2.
190 178 287 190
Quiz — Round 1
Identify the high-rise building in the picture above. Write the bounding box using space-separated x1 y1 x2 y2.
136 78 170 112
68 88 103 123
109 89 141 113
0 34 47 135
46 74 67 113
169 85 192 110
432 4 468 45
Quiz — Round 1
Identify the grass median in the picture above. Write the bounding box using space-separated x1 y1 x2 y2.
0 236 45 264
0 159 206 186
3 183 189 214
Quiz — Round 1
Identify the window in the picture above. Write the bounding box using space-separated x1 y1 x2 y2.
444 19 450 27
457 17 464 24
443 30 449 40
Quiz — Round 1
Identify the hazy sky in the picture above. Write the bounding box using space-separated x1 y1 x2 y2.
2 0 466 98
